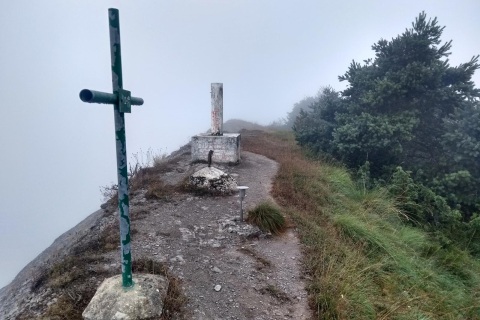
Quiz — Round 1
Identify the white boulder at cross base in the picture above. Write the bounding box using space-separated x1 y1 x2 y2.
189 167 237 194
82 274 168 320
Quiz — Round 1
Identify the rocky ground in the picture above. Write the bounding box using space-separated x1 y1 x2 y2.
0 145 312 319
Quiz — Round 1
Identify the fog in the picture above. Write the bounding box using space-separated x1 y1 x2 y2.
1 0 479 288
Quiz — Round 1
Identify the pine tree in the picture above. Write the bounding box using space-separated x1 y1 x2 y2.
294 12 480 218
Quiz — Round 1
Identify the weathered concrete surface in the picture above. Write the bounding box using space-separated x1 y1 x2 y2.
191 133 241 164
189 167 237 194
82 274 168 320
211 83 223 136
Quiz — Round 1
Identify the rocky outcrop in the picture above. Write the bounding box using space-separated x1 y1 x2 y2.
82 274 168 320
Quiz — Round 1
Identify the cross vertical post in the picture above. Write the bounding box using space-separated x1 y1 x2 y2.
79 8 143 288
109 8 133 289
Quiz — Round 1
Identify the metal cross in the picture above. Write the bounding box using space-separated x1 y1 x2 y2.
79 8 143 288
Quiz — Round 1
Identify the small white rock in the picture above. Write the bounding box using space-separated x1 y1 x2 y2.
113 311 128 319
214 284 222 292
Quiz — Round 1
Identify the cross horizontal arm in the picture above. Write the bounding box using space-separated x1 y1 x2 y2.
79 89 144 106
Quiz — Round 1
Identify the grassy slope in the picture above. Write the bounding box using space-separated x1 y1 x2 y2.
242 130 480 320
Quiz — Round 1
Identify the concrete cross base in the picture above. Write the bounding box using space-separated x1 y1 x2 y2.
82 274 168 320
191 133 241 164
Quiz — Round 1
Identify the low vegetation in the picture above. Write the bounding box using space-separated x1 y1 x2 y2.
133 258 187 320
100 147 173 203
246 201 286 234
243 130 480 319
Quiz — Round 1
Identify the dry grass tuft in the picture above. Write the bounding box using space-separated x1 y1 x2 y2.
100 148 185 205
133 258 187 320
42 286 98 320
145 179 174 201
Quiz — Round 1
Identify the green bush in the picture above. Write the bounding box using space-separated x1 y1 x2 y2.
293 12 480 222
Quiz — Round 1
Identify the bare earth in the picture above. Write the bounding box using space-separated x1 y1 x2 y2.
0 147 312 320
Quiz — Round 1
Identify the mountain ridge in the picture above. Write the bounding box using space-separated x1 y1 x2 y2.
1 125 311 319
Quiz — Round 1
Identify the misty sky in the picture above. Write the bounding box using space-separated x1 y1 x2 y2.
1 0 479 288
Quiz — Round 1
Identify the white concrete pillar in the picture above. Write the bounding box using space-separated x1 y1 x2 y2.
211 83 223 136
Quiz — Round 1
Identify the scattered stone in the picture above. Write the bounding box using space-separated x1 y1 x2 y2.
170 255 185 264
179 227 195 242
113 311 128 319
212 266 222 273
214 284 222 292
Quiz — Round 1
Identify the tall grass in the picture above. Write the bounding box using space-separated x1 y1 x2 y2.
243 130 480 319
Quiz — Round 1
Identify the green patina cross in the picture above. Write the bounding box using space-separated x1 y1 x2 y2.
79 8 143 288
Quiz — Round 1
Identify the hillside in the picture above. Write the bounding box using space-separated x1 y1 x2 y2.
242 130 480 319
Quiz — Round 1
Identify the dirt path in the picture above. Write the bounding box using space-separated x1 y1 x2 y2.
0 148 312 319
130 151 311 319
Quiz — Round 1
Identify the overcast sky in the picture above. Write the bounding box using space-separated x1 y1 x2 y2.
0 0 479 288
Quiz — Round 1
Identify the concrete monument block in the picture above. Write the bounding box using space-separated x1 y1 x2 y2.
191 133 241 164
191 83 241 164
